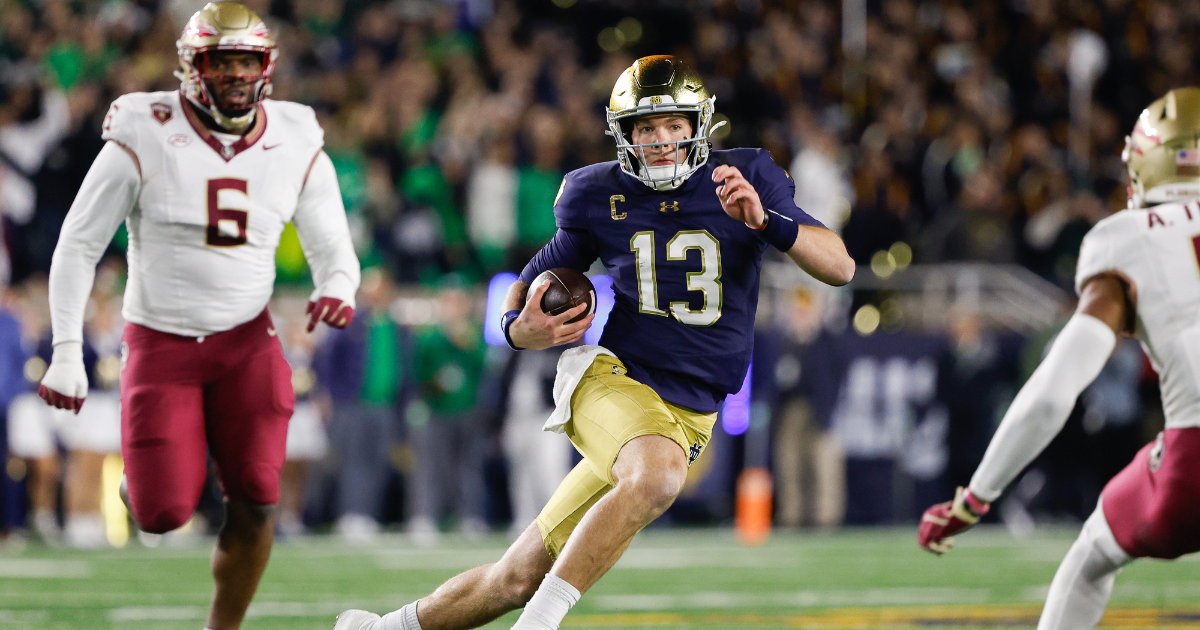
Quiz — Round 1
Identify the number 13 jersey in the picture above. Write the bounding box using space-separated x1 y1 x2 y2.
50 91 358 342
1076 200 1200 429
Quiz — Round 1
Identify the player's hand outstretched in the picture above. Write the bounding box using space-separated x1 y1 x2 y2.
509 280 594 351
713 165 765 229
38 341 89 414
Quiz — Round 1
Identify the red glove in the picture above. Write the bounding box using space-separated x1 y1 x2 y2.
918 486 990 555
306 297 354 332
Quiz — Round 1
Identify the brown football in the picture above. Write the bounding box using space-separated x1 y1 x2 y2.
532 268 596 324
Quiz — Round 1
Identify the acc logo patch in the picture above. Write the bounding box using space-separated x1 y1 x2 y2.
151 102 173 125
1148 431 1165 472
168 133 191 147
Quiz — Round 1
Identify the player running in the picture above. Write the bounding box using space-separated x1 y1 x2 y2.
37 3 359 629
335 55 854 630
918 87 1200 630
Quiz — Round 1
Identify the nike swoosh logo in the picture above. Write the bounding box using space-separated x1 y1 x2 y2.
263 143 281 150
267 327 277 337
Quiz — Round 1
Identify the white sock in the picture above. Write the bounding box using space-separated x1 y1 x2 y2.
1037 503 1132 630
511 574 581 630
378 601 421 630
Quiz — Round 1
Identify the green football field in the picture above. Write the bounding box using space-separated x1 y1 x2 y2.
2 526 1199 630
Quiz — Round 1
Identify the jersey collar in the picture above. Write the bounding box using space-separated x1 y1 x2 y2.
180 91 267 162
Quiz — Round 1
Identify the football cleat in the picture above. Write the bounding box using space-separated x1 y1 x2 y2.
333 609 380 630
176 2 277 133
606 56 724 191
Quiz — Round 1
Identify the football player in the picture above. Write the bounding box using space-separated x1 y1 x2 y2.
37 3 359 629
335 55 854 630
918 87 1200 630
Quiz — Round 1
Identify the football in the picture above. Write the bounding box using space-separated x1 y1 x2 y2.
531 268 596 324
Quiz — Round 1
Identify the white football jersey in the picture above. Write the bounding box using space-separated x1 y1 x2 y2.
49 91 358 342
1076 200 1200 429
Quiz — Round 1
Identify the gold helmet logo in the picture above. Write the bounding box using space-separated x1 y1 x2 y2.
1124 87 1200 208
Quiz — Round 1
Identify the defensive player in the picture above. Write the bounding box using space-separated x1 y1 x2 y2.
37 4 359 629
918 87 1200 630
335 55 854 630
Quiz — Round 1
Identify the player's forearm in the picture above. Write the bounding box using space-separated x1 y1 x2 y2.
503 280 530 313
968 314 1116 502
786 225 855 286
294 151 361 299
50 142 139 346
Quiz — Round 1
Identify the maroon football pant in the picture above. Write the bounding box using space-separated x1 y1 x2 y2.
1102 427 1200 559
120 309 294 533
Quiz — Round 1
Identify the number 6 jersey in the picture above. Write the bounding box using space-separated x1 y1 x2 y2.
1076 200 1200 429
49 91 359 343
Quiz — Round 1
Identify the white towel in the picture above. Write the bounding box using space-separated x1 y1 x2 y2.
543 345 617 433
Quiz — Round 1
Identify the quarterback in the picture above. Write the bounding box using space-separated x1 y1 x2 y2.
336 56 854 630
919 87 1200 630
38 3 359 629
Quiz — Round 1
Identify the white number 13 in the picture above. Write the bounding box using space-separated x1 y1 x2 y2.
630 230 723 327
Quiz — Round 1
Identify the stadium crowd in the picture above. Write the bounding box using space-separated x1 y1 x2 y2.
0 0 1188 544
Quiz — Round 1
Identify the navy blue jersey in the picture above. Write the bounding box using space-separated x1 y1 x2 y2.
520 148 823 412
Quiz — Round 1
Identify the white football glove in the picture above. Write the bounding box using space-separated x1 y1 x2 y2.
307 273 357 333
38 341 89 414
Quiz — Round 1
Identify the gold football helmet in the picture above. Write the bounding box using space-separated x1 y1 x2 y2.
176 2 277 132
606 56 724 191
1124 87 1200 208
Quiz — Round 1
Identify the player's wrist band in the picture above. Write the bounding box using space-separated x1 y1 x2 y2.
961 488 990 517
501 309 524 351
755 209 800 252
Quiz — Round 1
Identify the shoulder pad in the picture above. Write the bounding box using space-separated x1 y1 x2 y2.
1075 212 1141 295
262 100 324 144
101 92 162 150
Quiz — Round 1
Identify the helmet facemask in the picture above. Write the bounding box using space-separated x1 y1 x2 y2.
176 2 277 134
607 98 718 191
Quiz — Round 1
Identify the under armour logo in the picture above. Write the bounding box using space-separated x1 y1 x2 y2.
687 442 702 466
660 201 680 213
611 365 624 375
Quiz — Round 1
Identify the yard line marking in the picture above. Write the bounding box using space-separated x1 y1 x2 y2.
562 606 1200 628
593 587 992 611
0 559 91 578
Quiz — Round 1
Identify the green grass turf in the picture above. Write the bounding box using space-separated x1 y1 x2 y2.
1 526 1198 629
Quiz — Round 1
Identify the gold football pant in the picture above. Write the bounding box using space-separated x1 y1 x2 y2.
535 355 716 559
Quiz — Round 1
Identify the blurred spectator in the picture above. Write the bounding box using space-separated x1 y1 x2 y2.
408 275 487 542
495 345 572 536
7 270 122 548
312 267 408 544
278 311 327 539
770 289 845 528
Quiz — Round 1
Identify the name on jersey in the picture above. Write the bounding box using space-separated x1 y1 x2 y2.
1148 200 1200 229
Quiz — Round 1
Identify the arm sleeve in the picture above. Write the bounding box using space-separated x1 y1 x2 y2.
518 228 599 284
292 151 361 304
968 314 1116 502
748 150 826 230
49 141 140 346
